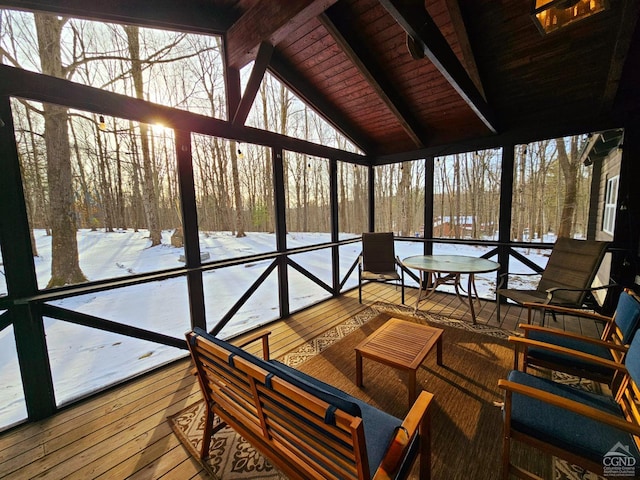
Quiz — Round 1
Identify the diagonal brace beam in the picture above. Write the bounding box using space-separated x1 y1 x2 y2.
232 41 274 126
226 0 338 69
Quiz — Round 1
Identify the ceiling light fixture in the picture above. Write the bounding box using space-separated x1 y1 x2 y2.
406 34 424 60
531 0 608 35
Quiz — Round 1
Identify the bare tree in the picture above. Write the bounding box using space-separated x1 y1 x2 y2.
124 25 162 246
34 14 88 287
230 141 246 237
556 136 581 238
398 162 411 236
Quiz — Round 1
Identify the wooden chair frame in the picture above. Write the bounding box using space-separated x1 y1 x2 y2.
186 328 433 480
499 349 640 479
509 289 640 389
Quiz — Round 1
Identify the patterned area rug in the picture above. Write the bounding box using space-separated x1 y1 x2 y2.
168 402 285 479
168 301 603 480
281 301 518 369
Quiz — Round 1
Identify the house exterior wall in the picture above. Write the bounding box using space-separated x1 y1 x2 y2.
592 146 622 305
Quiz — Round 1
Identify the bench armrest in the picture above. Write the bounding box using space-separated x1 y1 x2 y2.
373 390 434 480
522 302 612 322
544 283 616 303
235 330 272 360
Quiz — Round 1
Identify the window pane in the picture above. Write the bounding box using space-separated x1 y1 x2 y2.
192 135 276 259
0 244 5 297
1 10 226 118
244 70 360 151
433 150 501 240
46 278 190 405
339 243 361 292
284 152 331 247
513 136 592 241
289 247 333 312
338 162 368 237
602 175 618 235
374 160 426 237
13 99 182 289
0 323 27 429
204 264 280 339
395 240 425 289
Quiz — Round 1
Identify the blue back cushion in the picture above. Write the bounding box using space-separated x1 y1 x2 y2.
615 291 640 344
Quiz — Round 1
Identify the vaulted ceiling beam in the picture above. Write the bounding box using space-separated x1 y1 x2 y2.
601 0 640 114
0 0 235 34
320 8 427 148
226 0 338 69
379 0 497 134
442 0 485 99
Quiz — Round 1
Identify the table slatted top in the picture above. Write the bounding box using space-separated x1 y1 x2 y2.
355 318 443 370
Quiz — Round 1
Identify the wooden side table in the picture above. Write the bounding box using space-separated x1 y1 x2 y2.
355 318 443 406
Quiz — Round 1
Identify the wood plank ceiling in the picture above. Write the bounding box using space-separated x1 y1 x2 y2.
1 0 639 160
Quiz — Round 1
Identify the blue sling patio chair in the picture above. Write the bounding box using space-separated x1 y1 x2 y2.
496 237 611 326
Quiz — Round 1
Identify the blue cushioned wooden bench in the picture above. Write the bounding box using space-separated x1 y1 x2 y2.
186 327 434 480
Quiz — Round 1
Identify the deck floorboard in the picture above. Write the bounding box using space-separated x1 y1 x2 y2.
0 285 604 479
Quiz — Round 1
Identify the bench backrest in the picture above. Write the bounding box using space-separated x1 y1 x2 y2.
186 329 372 480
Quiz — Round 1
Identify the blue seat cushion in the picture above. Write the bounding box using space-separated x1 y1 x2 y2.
507 370 640 464
526 330 614 377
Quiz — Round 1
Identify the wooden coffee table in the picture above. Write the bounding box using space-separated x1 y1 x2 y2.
355 317 443 406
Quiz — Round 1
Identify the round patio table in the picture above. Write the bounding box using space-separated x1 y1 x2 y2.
402 255 500 324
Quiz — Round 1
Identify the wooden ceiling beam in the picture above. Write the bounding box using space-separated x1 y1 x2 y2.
442 0 485 99
320 8 428 148
379 0 497 134
0 0 235 34
226 0 337 69
601 0 640 114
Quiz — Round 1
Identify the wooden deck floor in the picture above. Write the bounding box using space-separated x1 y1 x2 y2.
0 285 604 479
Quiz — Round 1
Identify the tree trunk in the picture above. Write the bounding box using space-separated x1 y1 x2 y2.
399 162 411 236
230 141 246 237
35 13 87 287
124 25 162 246
556 138 579 238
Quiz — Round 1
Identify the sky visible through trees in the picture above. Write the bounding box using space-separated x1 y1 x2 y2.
0 8 591 291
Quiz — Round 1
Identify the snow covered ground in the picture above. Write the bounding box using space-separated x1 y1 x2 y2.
0 229 551 427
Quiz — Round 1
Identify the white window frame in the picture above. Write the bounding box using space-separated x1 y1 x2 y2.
602 175 619 235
